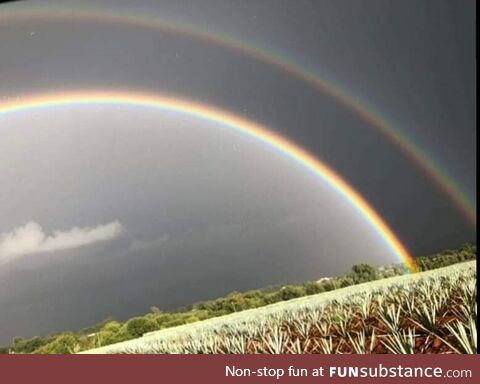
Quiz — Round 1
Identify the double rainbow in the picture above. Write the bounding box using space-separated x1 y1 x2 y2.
0 4 475 225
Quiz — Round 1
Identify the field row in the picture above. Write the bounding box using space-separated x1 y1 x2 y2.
83 261 476 354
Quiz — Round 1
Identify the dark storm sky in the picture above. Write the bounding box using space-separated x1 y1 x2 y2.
0 0 476 343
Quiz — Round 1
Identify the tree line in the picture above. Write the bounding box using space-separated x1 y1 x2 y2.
0 243 475 354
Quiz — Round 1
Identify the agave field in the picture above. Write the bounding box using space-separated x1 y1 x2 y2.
84 261 476 354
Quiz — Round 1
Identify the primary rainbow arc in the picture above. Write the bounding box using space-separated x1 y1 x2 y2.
0 90 416 271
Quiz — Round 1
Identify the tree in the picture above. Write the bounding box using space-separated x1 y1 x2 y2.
34 334 77 354
339 276 355 288
0 346 9 354
279 285 305 301
350 263 378 284
125 317 159 338
304 281 324 295
11 336 48 354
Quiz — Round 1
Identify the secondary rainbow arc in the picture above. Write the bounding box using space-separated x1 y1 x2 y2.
0 5 475 225
0 90 416 272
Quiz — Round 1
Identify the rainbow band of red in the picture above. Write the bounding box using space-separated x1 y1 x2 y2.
0 90 416 271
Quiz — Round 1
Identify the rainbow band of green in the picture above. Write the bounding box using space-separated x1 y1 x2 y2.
0 5 475 225
0 90 417 272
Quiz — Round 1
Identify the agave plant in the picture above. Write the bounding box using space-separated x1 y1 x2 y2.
445 317 477 354
82 261 476 355
381 328 416 354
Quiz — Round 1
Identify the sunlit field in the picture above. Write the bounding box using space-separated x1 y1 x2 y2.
82 261 476 354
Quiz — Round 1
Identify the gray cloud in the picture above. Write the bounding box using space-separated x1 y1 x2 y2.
0 221 124 259
128 234 169 252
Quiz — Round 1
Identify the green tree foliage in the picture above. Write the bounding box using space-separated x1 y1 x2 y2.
339 276 356 288
34 334 77 354
11 337 49 354
0 346 9 354
278 285 306 301
1 243 475 354
304 281 324 295
415 243 476 272
125 317 160 338
350 263 378 284
93 321 128 346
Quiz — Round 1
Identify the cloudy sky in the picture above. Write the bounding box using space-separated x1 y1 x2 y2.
0 0 475 343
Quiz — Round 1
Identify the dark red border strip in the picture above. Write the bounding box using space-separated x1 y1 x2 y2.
0 354 478 384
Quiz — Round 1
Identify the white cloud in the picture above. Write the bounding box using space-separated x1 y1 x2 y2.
0 221 124 259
